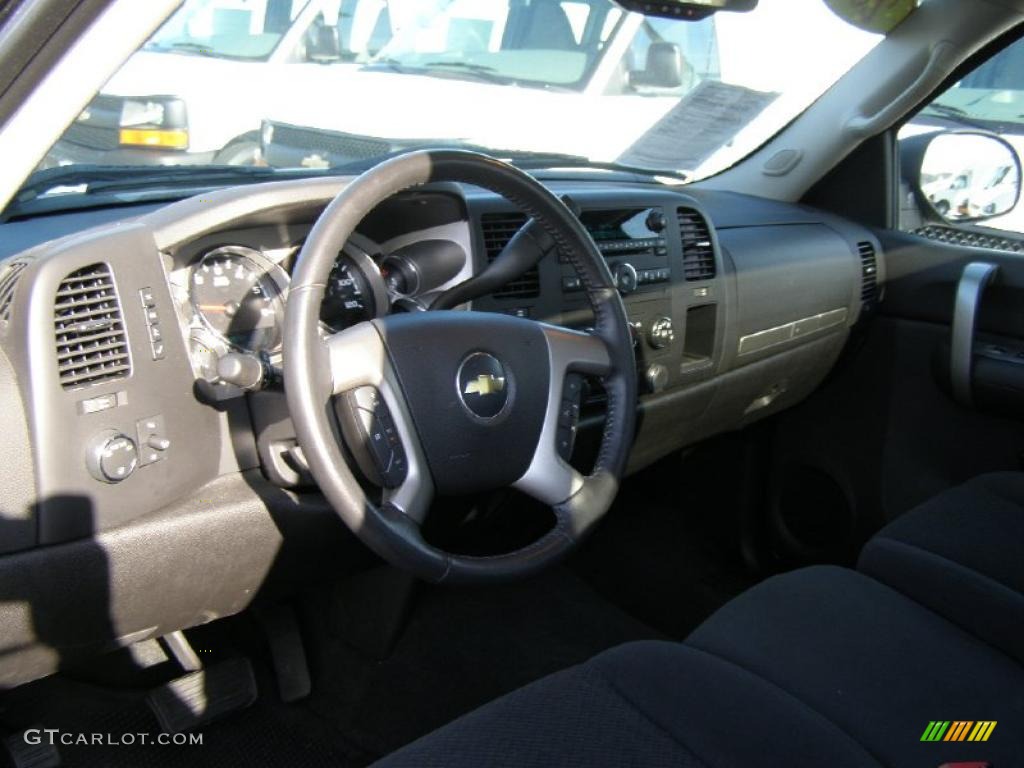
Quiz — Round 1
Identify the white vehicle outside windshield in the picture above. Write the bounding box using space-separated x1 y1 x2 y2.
25 0 893 208
260 0 882 179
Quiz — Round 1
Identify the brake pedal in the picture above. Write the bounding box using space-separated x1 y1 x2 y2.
147 657 256 734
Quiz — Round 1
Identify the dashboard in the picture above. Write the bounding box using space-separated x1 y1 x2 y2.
0 173 884 687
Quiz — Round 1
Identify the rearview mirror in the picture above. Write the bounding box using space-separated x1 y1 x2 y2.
630 43 685 89
304 17 341 62
918 132 1022 224
614 0 757 21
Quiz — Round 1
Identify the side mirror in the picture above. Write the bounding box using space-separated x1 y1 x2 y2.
630 42 685 90
916 132 1022 224
305 18 341 62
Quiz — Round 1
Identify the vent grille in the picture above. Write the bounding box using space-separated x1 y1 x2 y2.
480 212 541 300
915 224 1024 253
54 263 131 389
0 261 27 325
678 208 716 281
271 124 392 162
858 241 879 306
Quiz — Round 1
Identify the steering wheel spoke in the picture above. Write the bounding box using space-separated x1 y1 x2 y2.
326 321 388 394
325 322 434 524
513 324 610 506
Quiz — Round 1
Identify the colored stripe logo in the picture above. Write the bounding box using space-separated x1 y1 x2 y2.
921 721 997 742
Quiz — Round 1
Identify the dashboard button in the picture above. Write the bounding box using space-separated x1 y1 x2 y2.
558 399 580 428
556 424 578 462
563 373 584 401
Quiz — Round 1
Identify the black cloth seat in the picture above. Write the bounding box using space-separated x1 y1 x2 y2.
688 566 1024 766
375 638 880 767
376 567 1024 767
858 471 1024 663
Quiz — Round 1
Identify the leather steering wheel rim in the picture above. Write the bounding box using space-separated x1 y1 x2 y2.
284 150 636 583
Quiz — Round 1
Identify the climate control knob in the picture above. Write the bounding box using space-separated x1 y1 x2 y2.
649 316 675 349
646 364 669 393
86 430 138 484
613 263 638 294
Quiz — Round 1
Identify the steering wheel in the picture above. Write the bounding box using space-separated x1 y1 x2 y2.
284 150 636 583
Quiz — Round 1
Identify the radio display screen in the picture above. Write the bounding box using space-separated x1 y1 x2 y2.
580 208 659 242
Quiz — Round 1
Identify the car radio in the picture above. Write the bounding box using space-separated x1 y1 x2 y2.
562 207 673 294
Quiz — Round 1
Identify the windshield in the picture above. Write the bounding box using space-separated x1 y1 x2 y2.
365 0 625 89
146 0 314 61
17 0 893 215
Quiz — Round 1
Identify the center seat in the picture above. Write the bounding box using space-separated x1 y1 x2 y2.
375 566 1023 766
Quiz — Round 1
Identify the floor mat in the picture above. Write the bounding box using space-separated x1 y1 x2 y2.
572 447 758 639
0 567 658 767
0 669 369 768
300 566 661 759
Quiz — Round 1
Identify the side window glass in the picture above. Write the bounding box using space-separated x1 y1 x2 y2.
898 36 1024 245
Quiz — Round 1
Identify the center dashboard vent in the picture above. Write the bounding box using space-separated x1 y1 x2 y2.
480 212 541 300
857 241 879 307
677 207 716 281
54 263 131 390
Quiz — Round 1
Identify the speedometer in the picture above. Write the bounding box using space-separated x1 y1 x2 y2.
190 246 288 352
320 244 390 332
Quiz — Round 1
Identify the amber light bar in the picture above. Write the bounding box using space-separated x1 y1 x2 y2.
118 128 189 150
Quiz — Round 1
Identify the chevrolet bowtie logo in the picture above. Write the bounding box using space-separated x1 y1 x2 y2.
464 374 506 396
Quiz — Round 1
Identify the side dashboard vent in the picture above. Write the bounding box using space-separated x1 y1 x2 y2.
54 263 131 390
858 241 879 306
480 212 540 300
0 260 27 326
678 207 716 281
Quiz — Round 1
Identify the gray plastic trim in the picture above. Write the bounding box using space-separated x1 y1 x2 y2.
951 261 999 408
325 321 433 523
738 308 848 356
513 324 611 505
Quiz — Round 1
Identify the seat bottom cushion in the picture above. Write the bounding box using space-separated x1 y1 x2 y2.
687 566 1024 768
858 471 1024 662
375 639 880 768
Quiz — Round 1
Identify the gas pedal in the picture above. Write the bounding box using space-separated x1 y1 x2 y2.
146 657 256 734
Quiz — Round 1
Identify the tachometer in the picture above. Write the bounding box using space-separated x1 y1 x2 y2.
190 246 288 352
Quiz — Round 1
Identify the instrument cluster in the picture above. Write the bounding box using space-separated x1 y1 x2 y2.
177 234 467 388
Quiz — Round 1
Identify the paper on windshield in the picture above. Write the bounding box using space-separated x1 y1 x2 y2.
618 81 778 173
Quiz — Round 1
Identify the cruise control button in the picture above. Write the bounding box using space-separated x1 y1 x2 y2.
556 424 577 461
558 399 580 428
563 373 584 400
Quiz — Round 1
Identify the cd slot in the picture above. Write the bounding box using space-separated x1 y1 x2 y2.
602 245 657 258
